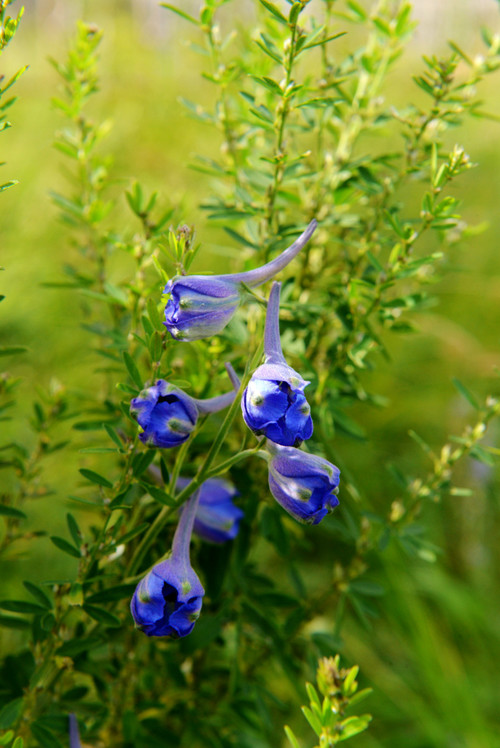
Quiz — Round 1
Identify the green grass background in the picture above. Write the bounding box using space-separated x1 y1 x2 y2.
1 1 500 746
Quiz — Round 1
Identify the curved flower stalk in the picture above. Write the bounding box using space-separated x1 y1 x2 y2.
266 441 340 525
130 379 235 448
164 219 317 341
130 491 204 637
177 476 243 543
242 282 313 446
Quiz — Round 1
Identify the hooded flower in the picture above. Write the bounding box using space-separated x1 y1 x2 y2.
242 282 313 447
130 379 235 449
131 491 204 637
164 219 317 341
177 477 243 544
267 441 340 525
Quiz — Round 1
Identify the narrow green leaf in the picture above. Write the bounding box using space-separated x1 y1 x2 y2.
0 346 28 357
141 483 176 507
82 604 121 628
452 377 480 410
85 584 136 604
0 504 27 519
0 599 47 614
50 536 81 559
0 614 30 629
284 726 301 748
66 513 81 547
160 3 198 24
123 351 143 389
23 582 52 610
79 468 113 488
258 0 287 24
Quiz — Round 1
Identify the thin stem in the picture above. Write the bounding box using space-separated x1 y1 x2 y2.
171 489 200 564
127 342 264 575
194 388 235 415
264 281 285 364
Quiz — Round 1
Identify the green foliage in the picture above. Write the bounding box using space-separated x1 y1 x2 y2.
285 655 372 746
0 0 25 193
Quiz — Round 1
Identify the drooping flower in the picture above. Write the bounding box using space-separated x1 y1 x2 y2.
266 441 340 525
177 477 243 543
164 219 317 341
131 491 204 637
130 379 235 449
242 282 313 447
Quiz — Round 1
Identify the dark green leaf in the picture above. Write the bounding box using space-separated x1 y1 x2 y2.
0 698 23 730
82 604 122 628
452 377 480 410
50 536 81 559
0 346 28 357
85 584 137 604
79 468 113 488
0 504 27 519
123 352 143 389
0 599 48 615
23 582 52 610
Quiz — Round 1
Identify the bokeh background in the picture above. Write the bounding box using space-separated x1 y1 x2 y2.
2 1 500 745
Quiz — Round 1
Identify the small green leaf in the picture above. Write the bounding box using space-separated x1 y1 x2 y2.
79 468 113 488
23 581 52 610
0 599 48 615
82 604 121 628
258 0 287 24
284 725 301 748
0 504 27 519
66 513 81 547
452 377 480 410
0 346 28 357
85 584 136 604
0 698 23 730
160 3 198 24
123 352 143 389
141 483 176 507
50 536 81 559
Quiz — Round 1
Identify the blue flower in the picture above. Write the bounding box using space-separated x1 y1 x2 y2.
164 276 240 341
131 491 204 638
177 477 243 544
267 442 340 525
164 219 317 341
242 282 313 447
130 556 204 638
130 379 235 449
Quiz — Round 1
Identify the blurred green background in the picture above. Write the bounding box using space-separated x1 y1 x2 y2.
2 1 500 746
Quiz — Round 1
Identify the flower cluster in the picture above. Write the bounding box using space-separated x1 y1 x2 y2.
129 220 340 638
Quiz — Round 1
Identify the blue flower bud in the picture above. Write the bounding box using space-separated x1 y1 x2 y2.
130 556 204 637
130 379 235 449
164 276 241 341
267 442 340 525
177 477 243 544
242 282 313 447
131 491 204 637
164 219 317 341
